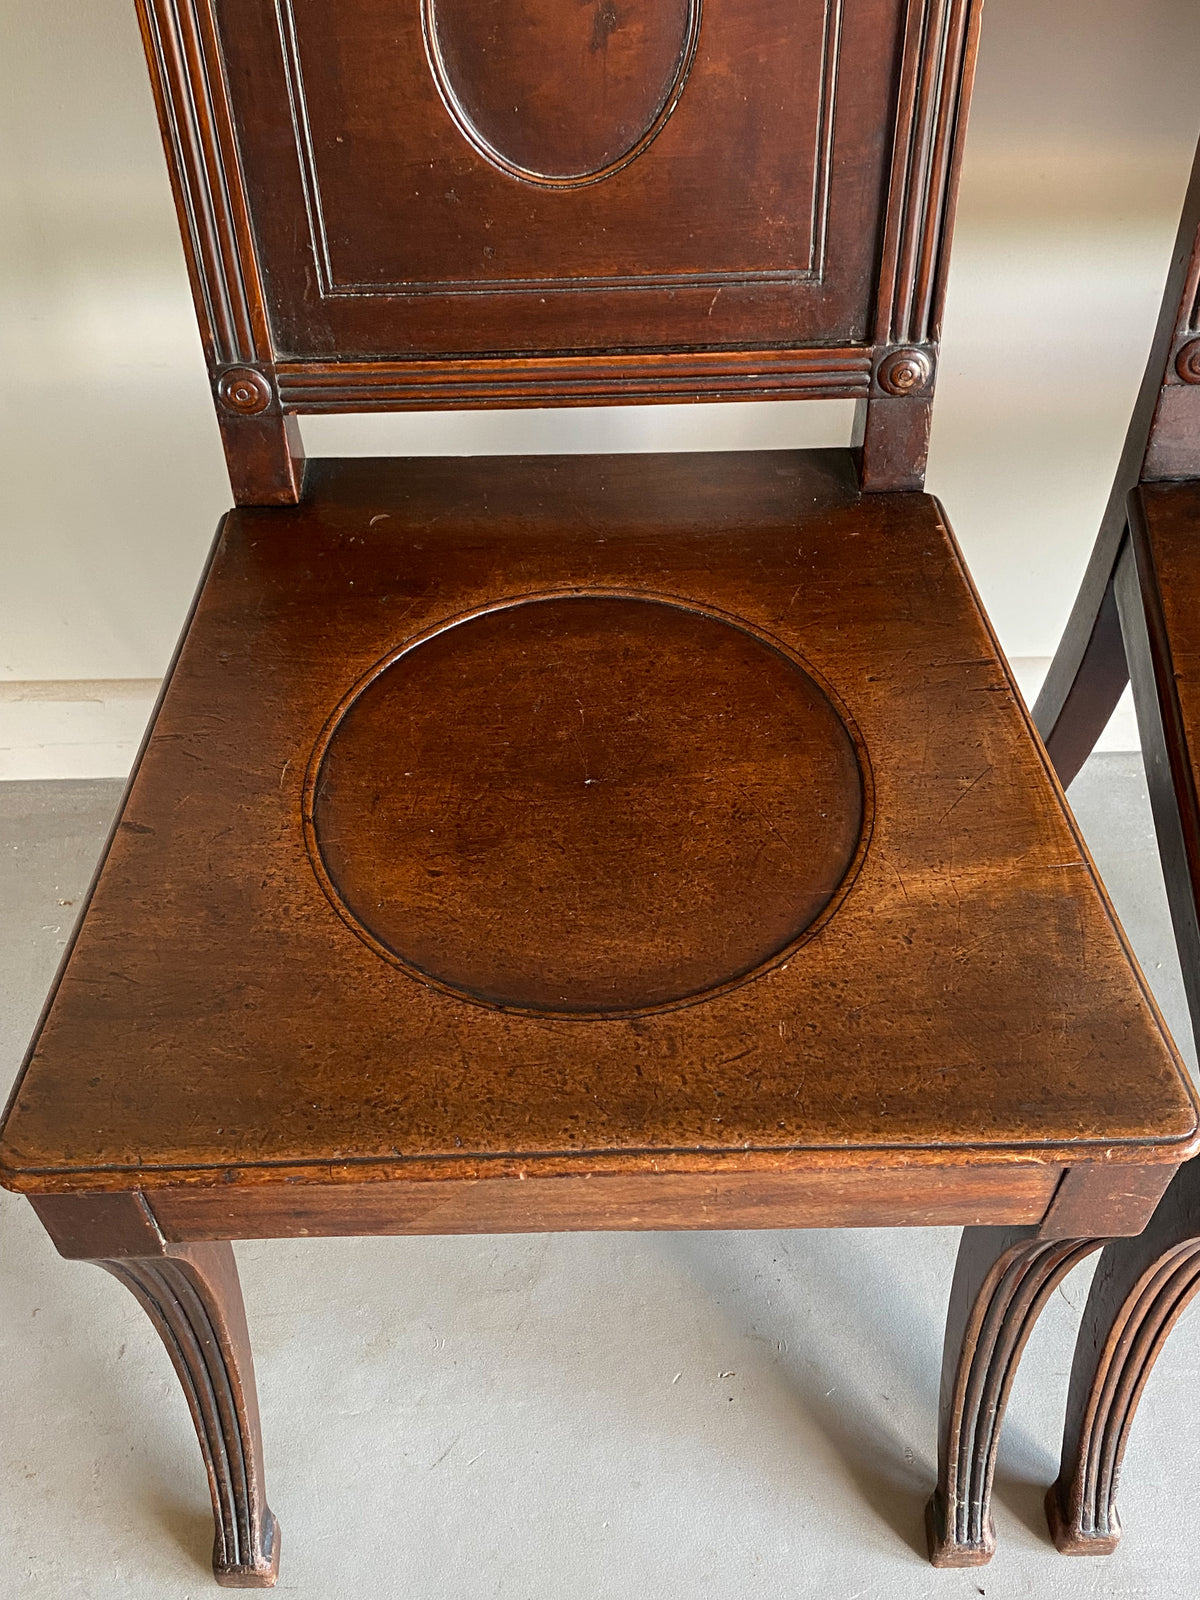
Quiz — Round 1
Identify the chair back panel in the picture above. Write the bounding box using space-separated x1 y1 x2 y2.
137 0 982 499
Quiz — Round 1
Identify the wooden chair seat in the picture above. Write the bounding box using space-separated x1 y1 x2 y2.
3 451 1192 1222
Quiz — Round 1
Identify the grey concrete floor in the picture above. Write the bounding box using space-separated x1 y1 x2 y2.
2 758 1199 1599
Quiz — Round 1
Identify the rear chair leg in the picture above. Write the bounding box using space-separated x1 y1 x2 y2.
1047 1163 1200 1554
1033 564 1129 790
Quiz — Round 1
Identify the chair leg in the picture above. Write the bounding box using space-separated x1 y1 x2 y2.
95 1241 279 1587
1047 1164 1200 1554
1032 562 1129 790
926 1226 1101 1567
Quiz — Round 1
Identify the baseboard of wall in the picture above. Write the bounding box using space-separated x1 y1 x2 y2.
0 681 160 781
0 660 1140 783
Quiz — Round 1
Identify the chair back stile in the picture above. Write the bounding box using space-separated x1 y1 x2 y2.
1142 156 1200 484
135 0 983 503
1034 144 1200 784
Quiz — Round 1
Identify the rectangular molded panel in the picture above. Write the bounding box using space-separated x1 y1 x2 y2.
216 0 906 360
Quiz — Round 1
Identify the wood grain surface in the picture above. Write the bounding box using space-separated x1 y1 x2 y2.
307 592 867 1014
2 450 1193 1194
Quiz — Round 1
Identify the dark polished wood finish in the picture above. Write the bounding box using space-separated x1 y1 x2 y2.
6 0 1200 1586
100 1248 279 1588
307 592 868 1015
134 0 985 499
1035 137 1200 1557
4 455 1194 1195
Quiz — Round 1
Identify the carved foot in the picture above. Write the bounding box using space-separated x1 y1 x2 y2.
1045 1480 1121 1556
100 1243 279 1587
925 1484 993 1567
927 1226 1101 1568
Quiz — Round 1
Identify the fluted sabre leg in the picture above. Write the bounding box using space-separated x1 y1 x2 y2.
927 1226 1102 1567
97 1241 279 1587
1047 1161 1200 1555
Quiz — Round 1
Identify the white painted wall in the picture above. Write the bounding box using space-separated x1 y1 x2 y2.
2 0 1199 775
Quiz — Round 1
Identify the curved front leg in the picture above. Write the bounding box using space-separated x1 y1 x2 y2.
927 1226 1101 1567
1047 1163 1200 1554
98 1241 279 1587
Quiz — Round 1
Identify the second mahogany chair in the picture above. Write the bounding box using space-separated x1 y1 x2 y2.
1035 141 1200 1555
2 0 1197 1584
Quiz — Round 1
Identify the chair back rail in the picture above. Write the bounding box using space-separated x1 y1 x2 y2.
135 0 984 501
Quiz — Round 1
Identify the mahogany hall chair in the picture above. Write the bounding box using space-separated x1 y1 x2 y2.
2 0 1197 1584
1035 140 1200 1556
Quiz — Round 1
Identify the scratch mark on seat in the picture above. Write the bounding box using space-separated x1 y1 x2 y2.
937 764 993 825
736 785 799 863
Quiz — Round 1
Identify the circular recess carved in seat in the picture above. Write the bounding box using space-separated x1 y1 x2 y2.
422 0 701 188
304 593 870 1016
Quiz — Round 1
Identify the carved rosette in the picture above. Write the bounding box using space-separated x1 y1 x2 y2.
216 367 274 416
1175 338 1200 384
876 347 935 398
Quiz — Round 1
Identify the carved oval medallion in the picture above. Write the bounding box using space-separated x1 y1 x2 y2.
422 0 702 188
305 593 870 1017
